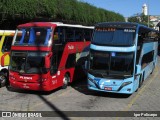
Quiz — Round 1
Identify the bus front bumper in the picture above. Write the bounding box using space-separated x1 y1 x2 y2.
10 80 54 91
88 77 134 94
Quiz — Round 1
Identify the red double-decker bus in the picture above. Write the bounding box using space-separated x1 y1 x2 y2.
9 22 94 91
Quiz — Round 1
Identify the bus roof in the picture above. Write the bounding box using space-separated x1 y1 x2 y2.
54 22 94 29
95 22 137 28
0 30 15 36
17 22 94 29
95 22 158 32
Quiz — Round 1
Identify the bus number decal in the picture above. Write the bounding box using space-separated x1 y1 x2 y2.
124 29 135 32
68 45 74 50
20 76 32 80
52 80 57 85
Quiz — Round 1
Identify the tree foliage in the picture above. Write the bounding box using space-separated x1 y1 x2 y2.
0 0 125 28
128 13 154 28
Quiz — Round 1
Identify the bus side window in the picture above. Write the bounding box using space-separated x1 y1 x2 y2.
23 30 30 43
53 27 64 44
65 54 76 68
141 51 154 69
65 28 75 42
2 36 13 52
50 54 58 75
84 30 92 41
137 27 147 64
0 36 2 41
75 28 84 41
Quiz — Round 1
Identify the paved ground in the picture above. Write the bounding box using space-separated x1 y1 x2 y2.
0 56 160 120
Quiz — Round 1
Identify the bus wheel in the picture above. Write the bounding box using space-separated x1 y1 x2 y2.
0 72 7 88
139 79 143 88
62 74 70 89
136 75 141 92
139 74 144 88
151 64 155 74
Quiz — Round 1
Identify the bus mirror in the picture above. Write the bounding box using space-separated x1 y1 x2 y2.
135 66 137 74
135 73 141 76
1 52 9 67
134 73 141 80
135 65 141 74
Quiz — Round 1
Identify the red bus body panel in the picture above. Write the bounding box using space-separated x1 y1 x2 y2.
10 42 90 91
11 46 51 51
18 22 57 28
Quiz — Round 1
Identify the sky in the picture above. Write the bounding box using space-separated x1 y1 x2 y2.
81 0 160 17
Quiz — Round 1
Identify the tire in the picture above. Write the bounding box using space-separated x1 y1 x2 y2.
151 64 155 74
62 74 70 89
0 72 7 88
135 75 141 92
138 80 143 88
139 73 145 88
6 85 14 91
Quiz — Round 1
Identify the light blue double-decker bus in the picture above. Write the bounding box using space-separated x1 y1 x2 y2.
87 22 159 94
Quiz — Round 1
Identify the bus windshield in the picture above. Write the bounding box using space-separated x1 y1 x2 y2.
92 28 136 46
10 51 49 74
14 27 52 46
89 51 134 77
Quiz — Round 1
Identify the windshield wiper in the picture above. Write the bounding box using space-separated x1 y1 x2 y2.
88 70 116 78
88 70 105 78
89 69 133 79
109 74 133 79
122 74 133 79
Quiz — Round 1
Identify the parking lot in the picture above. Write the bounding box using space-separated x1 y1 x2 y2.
0 56 160 120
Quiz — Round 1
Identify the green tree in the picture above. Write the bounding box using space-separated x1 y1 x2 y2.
128 13 154 28
0 0 125 29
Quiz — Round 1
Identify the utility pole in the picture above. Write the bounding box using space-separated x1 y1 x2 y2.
147 0 149 27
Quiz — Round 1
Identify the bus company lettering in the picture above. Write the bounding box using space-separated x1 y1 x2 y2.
20 76 32 80
68 45 74 50
52 80 57 85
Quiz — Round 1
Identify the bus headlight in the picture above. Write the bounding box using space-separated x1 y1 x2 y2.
88 77 101 89
118 81 132 91
88 77 95 83
122 81 132 86
10 75 16 80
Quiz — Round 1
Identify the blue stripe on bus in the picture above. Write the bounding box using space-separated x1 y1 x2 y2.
90 44 136 52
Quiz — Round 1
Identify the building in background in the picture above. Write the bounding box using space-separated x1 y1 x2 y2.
142 3 148 15
142 3 160 29
157 22 160 32
150 16 160 30
119 3 160 30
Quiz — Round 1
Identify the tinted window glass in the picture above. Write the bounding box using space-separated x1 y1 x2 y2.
2 36 13 52
92 28 136 46
14 27 51 46
66 54 76 68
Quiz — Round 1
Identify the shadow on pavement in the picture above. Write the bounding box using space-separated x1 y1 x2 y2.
71 77 131 99
6 86 62 96
38 95 70 120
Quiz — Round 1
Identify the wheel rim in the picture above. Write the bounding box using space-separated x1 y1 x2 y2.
63 76 68 85
0 75 6 84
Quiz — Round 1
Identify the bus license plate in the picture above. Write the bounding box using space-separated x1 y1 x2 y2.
104 87 112 91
